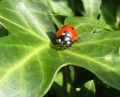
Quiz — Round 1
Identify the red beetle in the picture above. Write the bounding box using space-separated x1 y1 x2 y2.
56 24 78 48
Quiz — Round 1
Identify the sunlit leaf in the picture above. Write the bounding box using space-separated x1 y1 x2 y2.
46 0 73 16
81 0 102 18
79 80 96 97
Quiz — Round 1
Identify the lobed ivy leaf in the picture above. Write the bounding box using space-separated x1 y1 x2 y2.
0 0 120 97
65 17 120 91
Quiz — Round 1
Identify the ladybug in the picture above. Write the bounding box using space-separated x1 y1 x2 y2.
56 24 78 48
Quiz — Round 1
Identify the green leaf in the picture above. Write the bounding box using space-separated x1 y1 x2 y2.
81 0 102 18
115 1 120 29
55 72 63 86
0 24 9 37
44 82 68 97
67 0 84 15
0 1 120 97
65 17 112 34
46 0 73 16
0 0 55 97
101 0 116 26
50 15 63 28
65 17 120 91
79 80 96 97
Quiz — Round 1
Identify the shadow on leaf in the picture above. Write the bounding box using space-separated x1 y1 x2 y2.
46 31 59 50
0 24 9 37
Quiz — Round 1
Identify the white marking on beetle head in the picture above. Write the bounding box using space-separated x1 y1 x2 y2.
58 39 61 42
66 41 71 45
56 39 61 43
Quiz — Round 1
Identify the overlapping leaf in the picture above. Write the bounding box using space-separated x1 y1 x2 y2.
81 0 102 18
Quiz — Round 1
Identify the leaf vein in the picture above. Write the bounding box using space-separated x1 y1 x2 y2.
66 51 120 75
0 44 48 85
76 37 120 46
0 16 45 41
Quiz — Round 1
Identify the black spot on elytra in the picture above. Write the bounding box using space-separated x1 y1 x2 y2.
71 26 75 30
